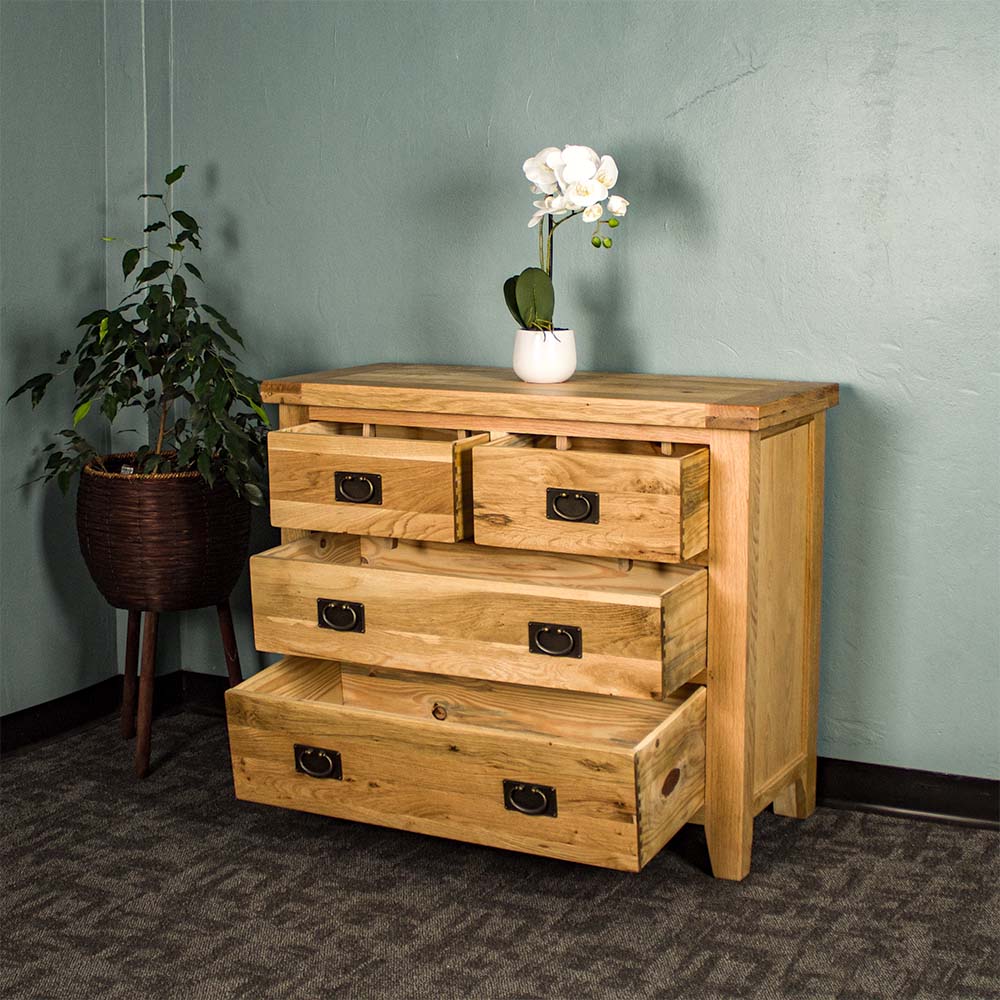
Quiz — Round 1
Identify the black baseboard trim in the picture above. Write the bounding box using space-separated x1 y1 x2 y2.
4 675 997 830
817 757 998 829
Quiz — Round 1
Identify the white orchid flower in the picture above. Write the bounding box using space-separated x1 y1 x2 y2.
595 155 618 190
562 178 608 210
582 203 603 222
523 147 561 195
528 194 570 228
557 145 600 187
607 195 630 217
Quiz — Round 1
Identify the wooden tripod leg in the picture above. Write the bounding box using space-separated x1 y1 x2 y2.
121 609 142 739
134 611 159 779
216 598 243 687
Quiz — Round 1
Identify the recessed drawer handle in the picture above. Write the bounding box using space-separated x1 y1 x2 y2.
546 487 600 524
335 471 382 505
503 780 557 817
294 744 343 780
317 598 366 633
528 621 582 658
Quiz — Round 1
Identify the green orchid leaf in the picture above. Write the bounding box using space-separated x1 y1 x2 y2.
165 164 187 185
514 267 554 330
503 275 524 327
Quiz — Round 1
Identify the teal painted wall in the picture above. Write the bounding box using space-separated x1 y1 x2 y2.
3 2 997 780
0 0 117 714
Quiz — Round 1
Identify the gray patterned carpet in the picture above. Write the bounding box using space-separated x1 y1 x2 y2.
2 711 998 1000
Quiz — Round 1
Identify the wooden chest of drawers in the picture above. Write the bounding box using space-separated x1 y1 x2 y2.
226 364 838 880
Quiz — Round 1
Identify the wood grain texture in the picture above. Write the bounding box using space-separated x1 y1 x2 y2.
277 405 311 544
751 424 810 799
703 429 759 881
472 436 710 562
260 364 838 431
773 413 826 819
635 685 707 866
249 536 705 699
268 421 488 542
225 657 706 870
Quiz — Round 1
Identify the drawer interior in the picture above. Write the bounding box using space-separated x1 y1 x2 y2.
241 655 692 745
264 533 701 599
277 421 481 444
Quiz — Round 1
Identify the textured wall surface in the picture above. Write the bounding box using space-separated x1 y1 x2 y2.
3 2 998 779
0 1 116 714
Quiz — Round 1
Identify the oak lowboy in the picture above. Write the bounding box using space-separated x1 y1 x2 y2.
229 364 838 880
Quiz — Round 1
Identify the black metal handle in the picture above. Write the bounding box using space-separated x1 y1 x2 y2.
546 488 599 524
535 628 575 656
528 621 582 658
503 780 558 817
335 471 382 505
317 598 365 633
294 744 343 780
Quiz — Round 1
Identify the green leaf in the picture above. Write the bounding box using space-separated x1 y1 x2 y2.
503 275 524 327
77 308 109 328
138 193 163 201
171 273 187 306
246 398 269 425
7 372 53 405
171 210 199 232
102 236 116 243
197 451 213 483
167 242 184 252
244 483 264 506
514 267 555 330
165 164 187 185
143 221 167 233
73 399 92 426
135 260 171 284
98 317 110 342
183 262 203 281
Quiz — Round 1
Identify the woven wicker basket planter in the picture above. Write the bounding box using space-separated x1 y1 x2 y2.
77 453 251 612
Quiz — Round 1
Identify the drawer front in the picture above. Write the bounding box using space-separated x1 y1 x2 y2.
268 424 488 542
472 436 709 562
225 658 707 871
250 539 707 699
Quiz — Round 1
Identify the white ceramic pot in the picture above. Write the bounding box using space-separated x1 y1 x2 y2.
512 329 577 384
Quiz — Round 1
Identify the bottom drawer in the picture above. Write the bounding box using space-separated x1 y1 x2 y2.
225 657 706 871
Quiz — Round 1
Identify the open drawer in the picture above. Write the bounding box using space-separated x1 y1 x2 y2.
226 657 707 871
473 435 709 562
268 422 488 542
250 534 708 700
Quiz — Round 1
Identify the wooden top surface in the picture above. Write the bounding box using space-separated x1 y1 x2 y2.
261 364 838 431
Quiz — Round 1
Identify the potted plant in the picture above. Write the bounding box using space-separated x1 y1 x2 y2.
8 165 268 775
504 144 630 384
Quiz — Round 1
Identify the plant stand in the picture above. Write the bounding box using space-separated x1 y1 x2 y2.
120 598 244 778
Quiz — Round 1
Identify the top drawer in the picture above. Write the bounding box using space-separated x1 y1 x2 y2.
473 436 709 562
269 422 488 543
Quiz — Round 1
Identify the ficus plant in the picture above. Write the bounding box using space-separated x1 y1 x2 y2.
503 144 630 332
8 164 269 505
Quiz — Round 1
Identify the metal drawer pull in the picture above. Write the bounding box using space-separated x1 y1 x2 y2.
294 744 343 780
546 487 599 524
317 598 366 633
503 780 557 817
528 621 582 658
335 470 382 505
